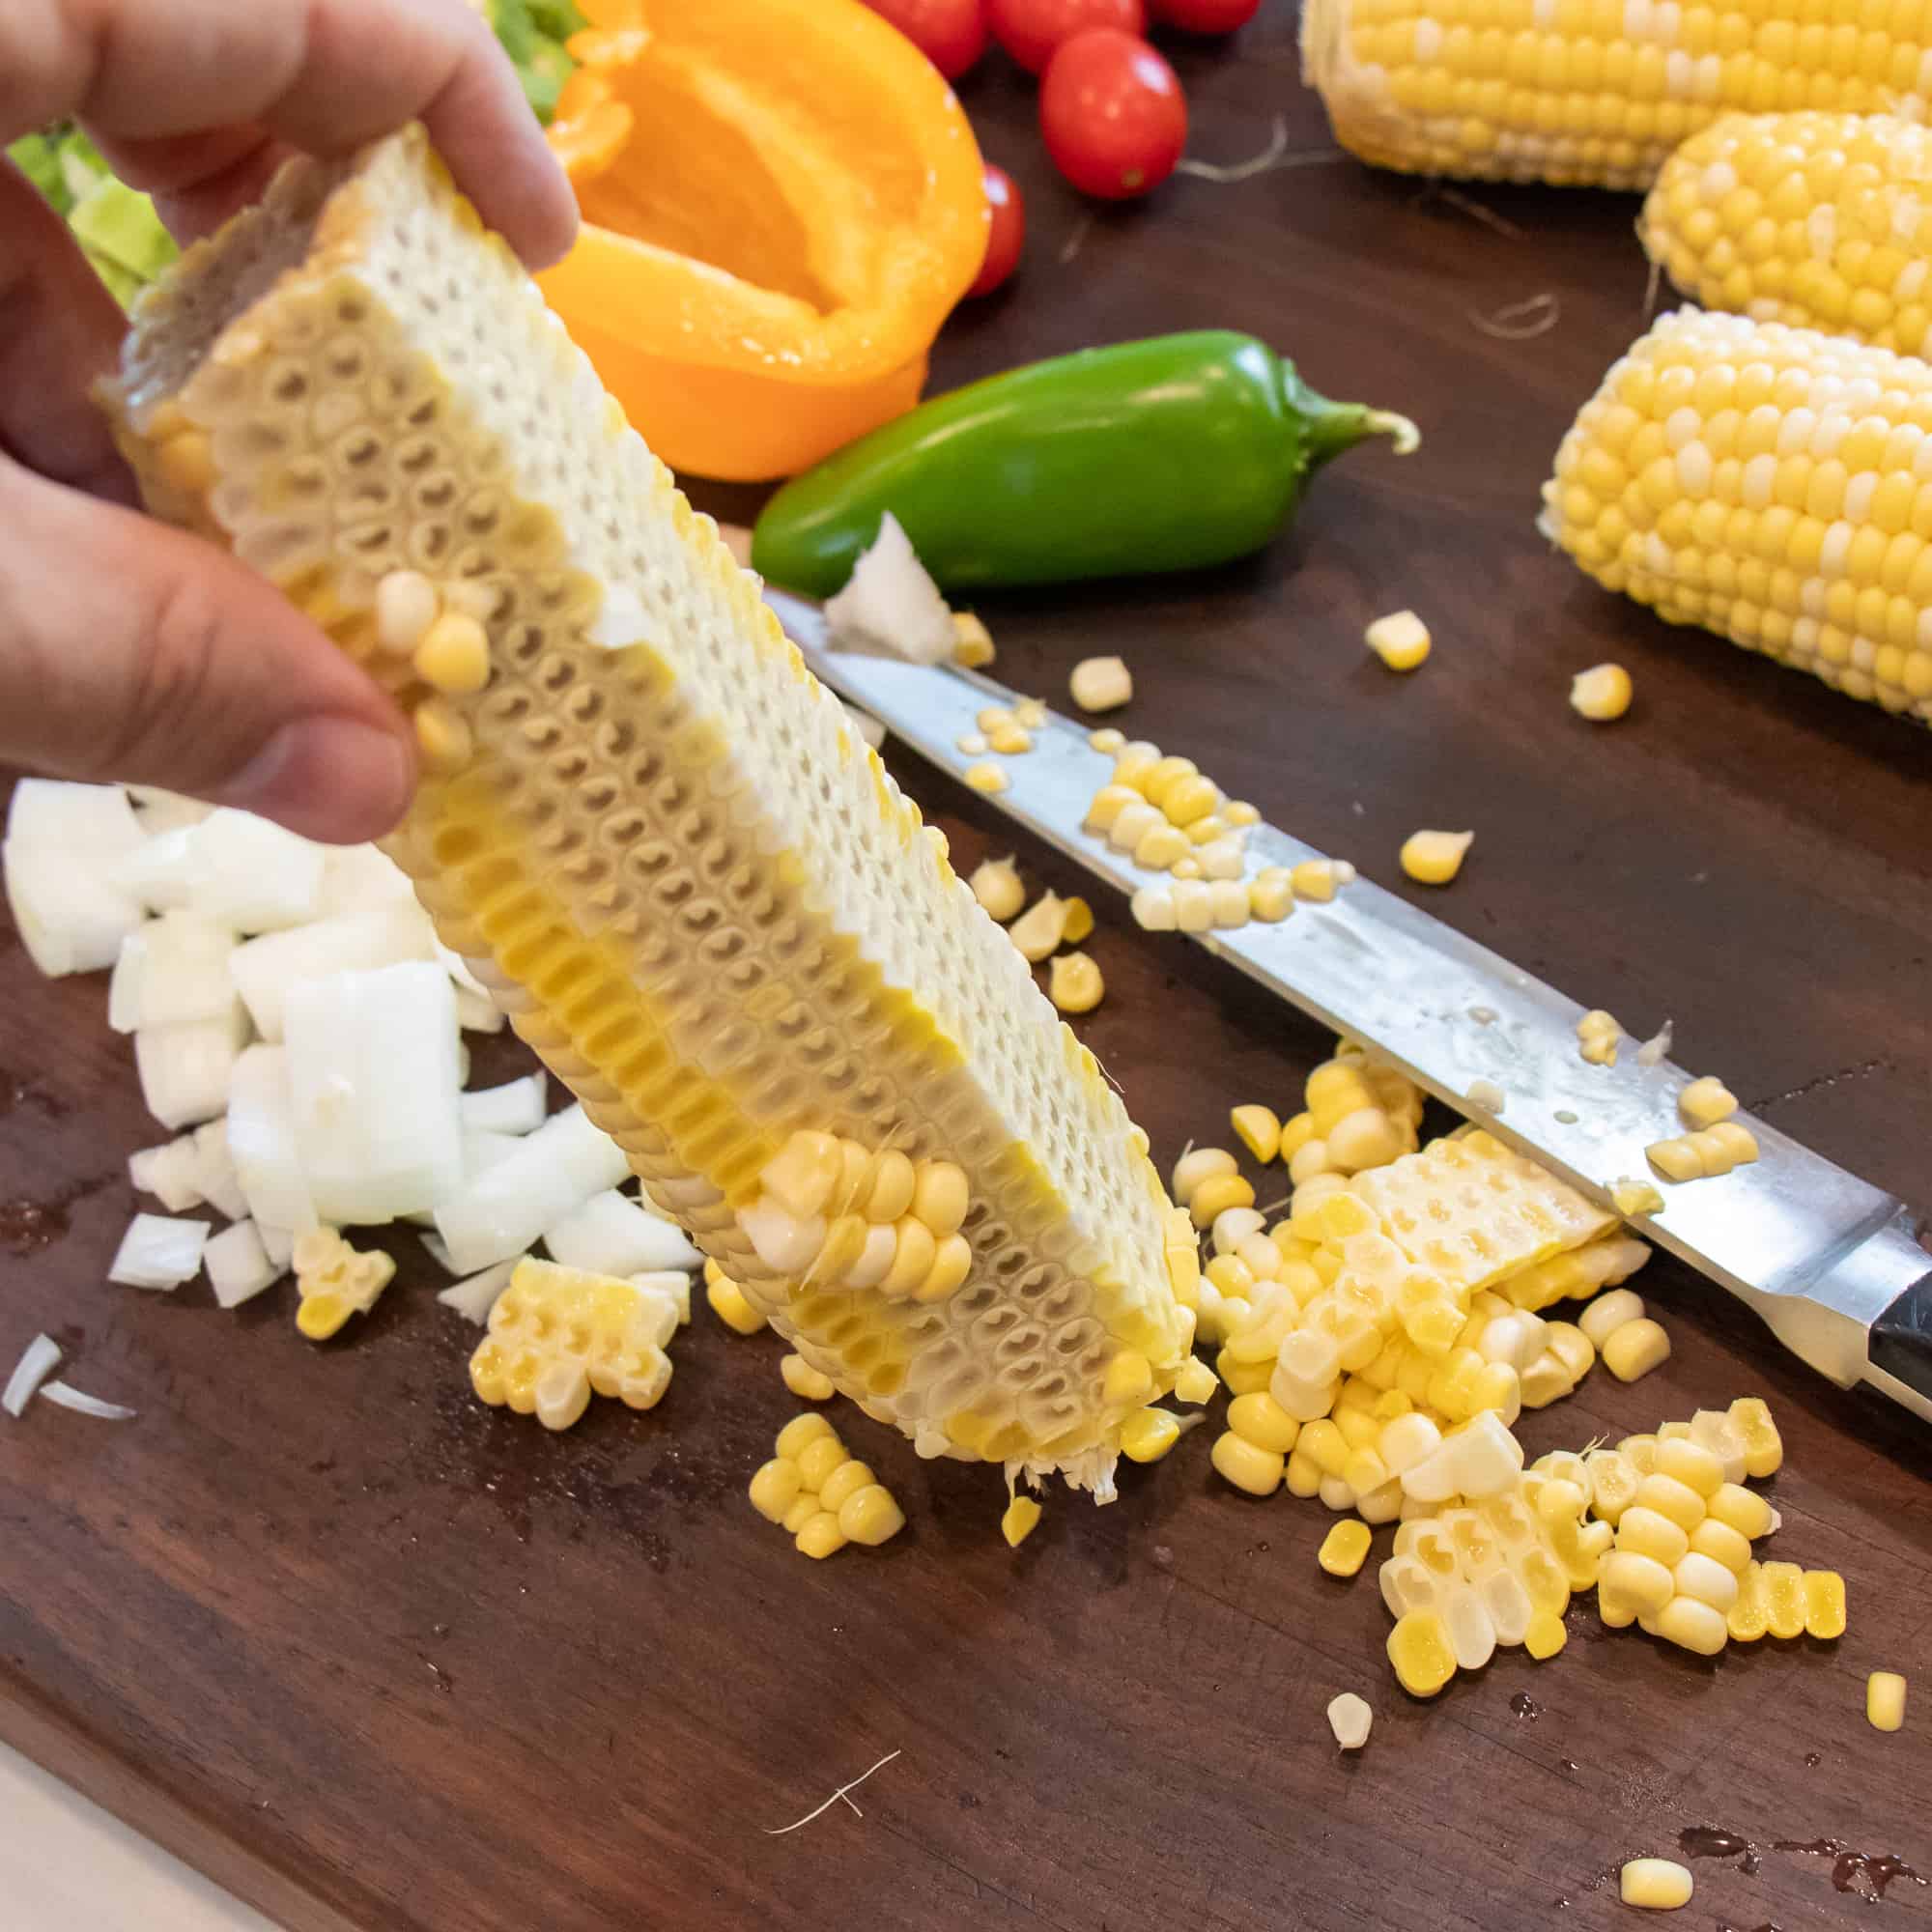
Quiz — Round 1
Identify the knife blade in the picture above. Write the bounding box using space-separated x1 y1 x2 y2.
766 587 1932 1427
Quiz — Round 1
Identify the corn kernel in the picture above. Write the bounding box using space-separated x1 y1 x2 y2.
987 724 1033 755
1326 1690 1374 1749
1400 829 1474 886
1049 951 1105 1014
1578 1287 1645 1350
1247 871 1295 923
1291 859 1349 903
1617 1506 1690 1569
1008 892 1069 962
1211 1429 1285 1496
1677 1076 1738 1127
963 761 1008 794
412 610 491 695
781 1494 818 1535
776 1412 836 1460
1001 1492 1042 1547
1190 1171 1256 1230
1656 1595 1729 1657
796 1433 848 1492
1088 725 1123 753
969 855 1026 922
1803 1569 1847 1639
1121 1406 1183 1462
375 568 439 654
1603 1550 1675 1615
817 1458 877 1514
1171 1146 1237 1205
781 1352 837 1402
1319 1519 1374 1577
1366 609 1432 670
952 611 995 667
1230 1104 1282 1163
1060 897 1094 943
1868 1670 1908 1732
1520 1608 1566 1660
1634 1471 1707 1533
1603 1318 1671 1383
1570 662 1634 721
1227 1391 1300 1455
1619 1858 1693 1911
1654 1437 1723 1498
1069 654 1133 712
1387 1610 1458 1697
1761 1560 1807 1640
749 1458 803 1523
795 1510 848 1559
1728 1396 1783 1477
1688 1518 1752 1575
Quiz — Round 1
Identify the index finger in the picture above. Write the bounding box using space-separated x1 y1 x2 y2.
0 0 577 268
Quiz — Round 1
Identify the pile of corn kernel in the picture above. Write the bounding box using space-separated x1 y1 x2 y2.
750 1412 905 1559
968 857 1107 1015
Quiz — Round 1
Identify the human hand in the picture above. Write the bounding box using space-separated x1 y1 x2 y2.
0 0 578 841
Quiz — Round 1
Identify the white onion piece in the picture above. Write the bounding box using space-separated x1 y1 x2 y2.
434 1103 630 1273
107 1212 211 1290
183 810 325 932
129 788 213 835
545 1188 701 1276
225 1045 315 1233
436 1258 518 1324
459 1073 547 1135
419 1229 459 1273
3 780 146 976
823 511 954 665
128 1135 204 1212
191 1119 249 1221
316 843 415 916
462 1128 526 1180
4 1334 61 1417
111 823 200 913
229 900 437 1040
632 1268 693 1327
257 1221 294 1268
1637 1020 1674 1067
286 961 464 1225
106 910 239 1033
134 1007 249 1129
204 1219 280 1308
435 939 492 999
40 1380 136 1420
453 985 504 1033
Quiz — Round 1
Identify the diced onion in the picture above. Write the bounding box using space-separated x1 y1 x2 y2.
823 512 954 666
434 1103 630 1273
544 1188 702 1276
40 1380 136 1420
3 1333 62 1417
107 1212 211 1290
459 1073 547 1135
436 1258 519 1324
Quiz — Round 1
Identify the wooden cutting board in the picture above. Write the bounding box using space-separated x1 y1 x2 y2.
4 10 1929 1928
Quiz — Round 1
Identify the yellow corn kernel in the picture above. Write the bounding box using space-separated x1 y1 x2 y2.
1171 1145 1237 1206
977 706 1015 735
1569 662 1633 722
1655 1595 1729 1657
1727 1561 1771 1643
1217 1347 1273 1396
987 724 1033 755
1211 1429 1285 1496
969 855 1026 923
1319 1519 1374 1577
1224 800 1259 828
1248 870 1295 923
1386 1610 1458 1698
1602 1318 1671 1383
781 1494 818 1535
781 1351 837 1402
795 1510 848 1559
1728 1396 1784 1477
963 761 1008 794
412 610 491 695
1173 1355 1218 1405
1060 897 1094 943
1190 1171 1256 1230
817 1458 877 1514
1231 1104 1282 1164
1619 1859 1693 1912
1688 1518 1752 1576
950 611 995 668
1868 1670 1908 1733
1013 696 1046 729
1121 1406 1183 1462
705 1265 767 1336
1524 1609 1567 1660
749 1458 803 1523
1677 1076 1738 1128
1160 775 1222 829
1291 859 1350 903
1653 1437 1723 1499
1088 725 1124 753
776 1411 836 1460
1616 1506 1690 1570
835 1483 903 1547
1603 1551 1675 1616
1365 609 1432 670
1400 829 1473 886
1611 1177 1666 1217
1634 1472 1707 1534
468 1257 669 1426
1761 1560 1807 1640
1049 951 1105 1014
1008 893 1069 963
1803 1570 1848 1640
1228 1391 1301 1455
1069 654 1132 712
1001 1492 1042 1547
1085 783 1143 833
1577 1009 1621 1066
796 1433 848 1492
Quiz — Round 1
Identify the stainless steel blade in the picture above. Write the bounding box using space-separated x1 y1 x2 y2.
769 587 1932 1425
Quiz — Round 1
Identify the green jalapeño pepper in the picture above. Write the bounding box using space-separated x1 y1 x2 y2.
750 329 1418 596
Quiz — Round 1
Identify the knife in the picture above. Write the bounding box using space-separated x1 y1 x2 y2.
764 586 1932 1428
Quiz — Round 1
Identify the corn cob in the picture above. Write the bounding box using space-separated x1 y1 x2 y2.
1642 110 1932 354
1543 307 1932 721
99 128 1199 1496
1300 0 1932 191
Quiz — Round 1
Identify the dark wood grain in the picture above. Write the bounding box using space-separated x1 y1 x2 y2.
4 9 1930 1928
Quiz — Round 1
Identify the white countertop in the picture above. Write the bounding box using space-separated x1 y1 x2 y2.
0 1741 279 1931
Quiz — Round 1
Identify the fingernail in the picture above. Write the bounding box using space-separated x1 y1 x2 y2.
218 717 416 843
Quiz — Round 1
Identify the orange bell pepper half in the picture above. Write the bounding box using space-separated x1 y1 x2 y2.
539 0 989 482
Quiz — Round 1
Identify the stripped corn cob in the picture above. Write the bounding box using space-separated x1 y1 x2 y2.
1642 111 1932 354
1543 308 1932 720
1300 0 1932 190
101 128 1196 1496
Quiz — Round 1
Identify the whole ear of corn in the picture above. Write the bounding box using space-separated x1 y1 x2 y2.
1543 307 1932 722
99 128 1199 1497
1642 110 1932 355
1301 0 1932 191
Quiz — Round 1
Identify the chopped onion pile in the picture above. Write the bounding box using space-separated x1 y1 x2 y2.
2 782 707 1353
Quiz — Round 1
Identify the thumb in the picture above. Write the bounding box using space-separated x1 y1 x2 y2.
0 462 416 843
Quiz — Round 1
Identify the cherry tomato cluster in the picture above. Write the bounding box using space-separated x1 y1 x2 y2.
862 0 1262 295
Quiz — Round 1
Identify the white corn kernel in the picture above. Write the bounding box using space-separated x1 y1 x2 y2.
1619 1859 1692 1911
1069 655 1133 712
969 855 1026 923
1570 663 1634 722
1131 885 1178 931
1578 1287 1646 1349
1173 880 1215 933
1366 609 1431 670
1400 829 1473 886
1326 1691 1374 1749
1008 893 1070 962
375 568 439 654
